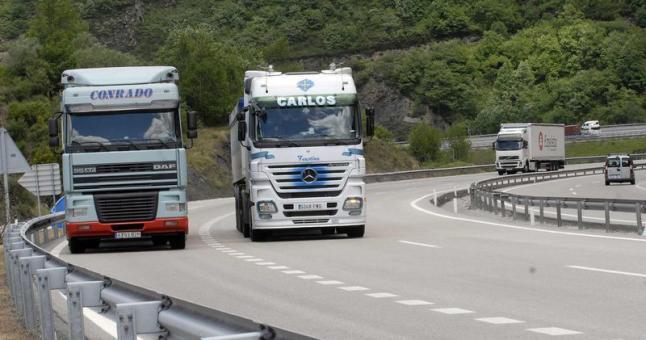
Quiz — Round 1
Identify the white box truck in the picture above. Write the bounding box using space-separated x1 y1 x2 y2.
494 123 565 175
230 65 375 241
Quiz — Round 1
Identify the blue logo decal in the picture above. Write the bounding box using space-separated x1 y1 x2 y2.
298 155 320 162
342 148 364 157
297 79 314 92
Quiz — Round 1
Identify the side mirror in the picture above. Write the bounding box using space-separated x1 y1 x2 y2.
365 108 375 138
187 111 198 139
523 140 528 148
491 141 496 150
237 121 247 142
48 117 59 147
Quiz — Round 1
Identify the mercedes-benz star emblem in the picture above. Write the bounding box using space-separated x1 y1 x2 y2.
301 168 317 183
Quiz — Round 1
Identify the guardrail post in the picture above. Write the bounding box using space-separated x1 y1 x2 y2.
634 202 642 235
524 197 529 221
605 201 610 232
512 197 517 220
36 267 66 340
453 196 458 213
433 189 437 206
530 210 535 225
492 193 498 215
116 301 162 340
10 247 33 319
539 199 544 224
4 236 20 290
577 201 583 229
67 281 104 340
19 255 46 331
500 196 506 217
556 200 562 227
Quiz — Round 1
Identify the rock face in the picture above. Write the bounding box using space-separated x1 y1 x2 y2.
85 0 146 51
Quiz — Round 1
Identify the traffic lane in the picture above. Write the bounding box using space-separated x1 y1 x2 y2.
505 172 644 200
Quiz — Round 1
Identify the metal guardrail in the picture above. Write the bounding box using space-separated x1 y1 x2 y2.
467 164 646 235
2 214 310 340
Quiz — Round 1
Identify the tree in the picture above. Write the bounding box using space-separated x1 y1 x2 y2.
408 123 442 163
157 26 260 126
27 0 88 93
446 123 471 161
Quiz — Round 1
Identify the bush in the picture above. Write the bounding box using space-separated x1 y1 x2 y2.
446 123 471 161
408 123 442 162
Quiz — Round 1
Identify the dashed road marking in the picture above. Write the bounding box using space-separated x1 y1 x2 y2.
298 275 323 280
255 262 275 266
432 308 475 315
282 270 305 275
338 286 370 292
220 249 236 253
567 265 646 278
268 265 289 270
396 300 433 306
317 280 344 285
228 252 245 256
475 317 524 325
526 327 582 336
365 292 398 298
245 258 263 262
399 240 440 248
236 255 253 259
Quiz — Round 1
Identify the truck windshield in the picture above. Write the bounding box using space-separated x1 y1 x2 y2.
495 139 523 151
254 106 359 146
66 110 179 152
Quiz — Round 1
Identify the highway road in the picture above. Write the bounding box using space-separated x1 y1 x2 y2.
45 169 646 339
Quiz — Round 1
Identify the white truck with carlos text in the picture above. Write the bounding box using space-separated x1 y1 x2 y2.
230 66 375 241
494 123 565 175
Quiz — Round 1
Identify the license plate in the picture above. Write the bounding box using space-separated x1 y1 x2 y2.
115 232 141 239
295 203 325 211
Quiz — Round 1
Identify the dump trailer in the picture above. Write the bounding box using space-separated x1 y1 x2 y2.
230 65 375 241
48 66 198 253
494 123 565 175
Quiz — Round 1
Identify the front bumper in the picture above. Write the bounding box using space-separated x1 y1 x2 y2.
251 179 366 230
66 217 188 239
496 161 523 170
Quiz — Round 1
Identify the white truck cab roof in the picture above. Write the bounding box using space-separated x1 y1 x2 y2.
61 66 179 87
245 67 356 98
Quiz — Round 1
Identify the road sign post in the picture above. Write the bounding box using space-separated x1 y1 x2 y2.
18 163 62 217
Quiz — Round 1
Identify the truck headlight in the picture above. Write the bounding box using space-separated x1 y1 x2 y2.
68 207 88 217
165 203 186 212
257 201 277 214
343 197 363 211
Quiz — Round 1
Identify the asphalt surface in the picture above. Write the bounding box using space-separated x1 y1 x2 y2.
45 168 646 339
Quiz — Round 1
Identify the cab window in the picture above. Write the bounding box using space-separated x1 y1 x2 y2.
607 158 620 167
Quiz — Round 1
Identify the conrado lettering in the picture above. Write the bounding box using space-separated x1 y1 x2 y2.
277 96 336 107
90 88 153 101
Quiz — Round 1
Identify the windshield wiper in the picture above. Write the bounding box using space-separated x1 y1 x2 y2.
109 140 141 150
71 140 110 151
145 138 174 148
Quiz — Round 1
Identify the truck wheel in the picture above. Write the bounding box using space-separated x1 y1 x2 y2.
345 225 365 238
497 170 505 176
250 228 269 242
522 163 529 173
68 238 85 254
605 180 610 186
170 233 186 250
234 188 242 233
631 178 636 185
241 193 251 238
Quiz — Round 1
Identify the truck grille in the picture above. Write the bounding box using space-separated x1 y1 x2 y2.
266 163 350 197
73 161 178 193
94 192 158 223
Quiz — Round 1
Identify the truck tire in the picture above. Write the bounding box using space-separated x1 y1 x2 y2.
234 188 242 233
497 170 505 176
345 225 365 238
241 193 251 238
68 238 85 254
170 233 186 250
631 178 636 185
522 162 529 173
605 180 610 186
250 228 269 242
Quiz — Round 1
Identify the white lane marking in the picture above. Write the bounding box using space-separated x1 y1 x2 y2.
236 255 253 259
338 286 370 291
199 212 235 240
282 270 305 274
432 307 475 315
255 262 276 266
298 274 323 280
268 265 289 270
575 184 582 188
228 252 245 256
636 182 646 191
220 249 236 253
476 317 524 325
52 240 68 256
527 327 582 336
410 192 646 243
396 300 433 306
316 280 344 285
399 240 440 248
245 258 263 262
365 292 398 298
567 265 646 278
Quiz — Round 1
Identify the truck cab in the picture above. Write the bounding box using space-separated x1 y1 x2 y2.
49 66 197 253
230 66 374 241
